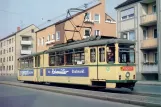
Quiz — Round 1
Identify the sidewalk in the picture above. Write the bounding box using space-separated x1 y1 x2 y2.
136 81 161 86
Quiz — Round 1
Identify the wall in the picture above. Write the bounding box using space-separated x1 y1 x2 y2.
55 0 116 43
36 25 55 52
15 25 39 74
0 35 16 75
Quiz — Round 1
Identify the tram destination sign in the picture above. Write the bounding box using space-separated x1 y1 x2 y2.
46 67 89 77
19 70 34 76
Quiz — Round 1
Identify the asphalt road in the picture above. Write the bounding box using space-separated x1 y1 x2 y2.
0 76 161 94
0 84 142 107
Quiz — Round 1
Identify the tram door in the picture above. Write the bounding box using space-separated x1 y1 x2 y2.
35 55 42 82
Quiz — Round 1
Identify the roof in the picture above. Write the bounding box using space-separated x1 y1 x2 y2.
115 0 142 9
0 24 38 41
55 3 101 25
36 3 101 33
46 36 135 53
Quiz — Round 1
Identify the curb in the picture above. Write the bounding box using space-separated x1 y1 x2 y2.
0 82 161 107
136 83 161 86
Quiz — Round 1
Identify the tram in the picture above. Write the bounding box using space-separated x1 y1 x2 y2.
17 36 137 90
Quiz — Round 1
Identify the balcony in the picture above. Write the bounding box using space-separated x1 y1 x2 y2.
21 50 32 55
142 63 158 73
141 38 157 49
140 13 157 26
84 19 94 24
21 41 32 45
45 40 55 45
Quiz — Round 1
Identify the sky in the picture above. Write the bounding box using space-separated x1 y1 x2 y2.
0 0 126 39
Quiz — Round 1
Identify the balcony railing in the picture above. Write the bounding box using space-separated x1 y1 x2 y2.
142 63 158 73
141 38 157 49
140 13 157 26
21 41 32 45
21 50 32 55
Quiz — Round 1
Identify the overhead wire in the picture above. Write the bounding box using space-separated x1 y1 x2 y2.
4 0 100 39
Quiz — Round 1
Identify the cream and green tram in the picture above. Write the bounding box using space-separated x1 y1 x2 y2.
18 37 137 90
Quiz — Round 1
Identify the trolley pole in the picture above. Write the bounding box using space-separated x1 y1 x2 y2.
157 0 161 81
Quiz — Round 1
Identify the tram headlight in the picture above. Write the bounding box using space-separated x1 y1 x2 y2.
126 72 130 78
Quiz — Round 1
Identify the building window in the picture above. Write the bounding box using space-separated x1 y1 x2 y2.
153 28 157 38
52 34 55 40
41 37 44 45
85 12 91 21
9 66 11 71
143 53 148 63
9 39 11 44
90 48 96 63
12 65 13 70
12 56 13 61
95 30 100 36
121 7 134 21
153 4 156 13
31 29 34 33
3 57 5 62
3 49 5 54
94 14 100 23
12 47 13 52
154 53 158 64
47 35 50 41
120 31 135 41
143 29 147 40
9 48 11 52
84 29 90 37
9 56 11 61
99 48 105 62
56 31 60 41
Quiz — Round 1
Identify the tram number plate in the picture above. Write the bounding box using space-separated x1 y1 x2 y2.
121 66 133 71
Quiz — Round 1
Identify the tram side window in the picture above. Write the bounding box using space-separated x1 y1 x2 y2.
74 48 85 65
107 47 115 63
35 56 40 67
66 50 73 65
99 48 105 62
90 48 96 63
49 53 55 66
29 58 33 68
119 45 135 63
49 52 64 66
20 59 25 69
55 52 64 66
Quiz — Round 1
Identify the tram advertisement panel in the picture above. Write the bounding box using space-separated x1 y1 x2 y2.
46 67 89 77
19 70 34 76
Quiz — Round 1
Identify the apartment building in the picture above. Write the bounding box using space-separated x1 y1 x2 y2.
0 24 39 75
36 0 116 52
115 0 161 81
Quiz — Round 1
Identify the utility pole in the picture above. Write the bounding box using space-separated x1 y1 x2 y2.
157 0 161 81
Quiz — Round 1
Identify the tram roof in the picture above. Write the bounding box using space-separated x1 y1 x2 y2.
46 36 135 53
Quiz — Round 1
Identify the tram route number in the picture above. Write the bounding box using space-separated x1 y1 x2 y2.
121 66 134 71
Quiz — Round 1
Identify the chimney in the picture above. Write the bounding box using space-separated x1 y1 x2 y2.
17 27 21 31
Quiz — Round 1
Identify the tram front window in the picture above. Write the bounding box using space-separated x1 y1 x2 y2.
119 45 135 63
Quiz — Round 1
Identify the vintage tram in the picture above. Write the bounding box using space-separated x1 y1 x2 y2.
17 36 137 90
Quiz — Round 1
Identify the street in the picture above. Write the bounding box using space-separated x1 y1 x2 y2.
0 84 142 107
